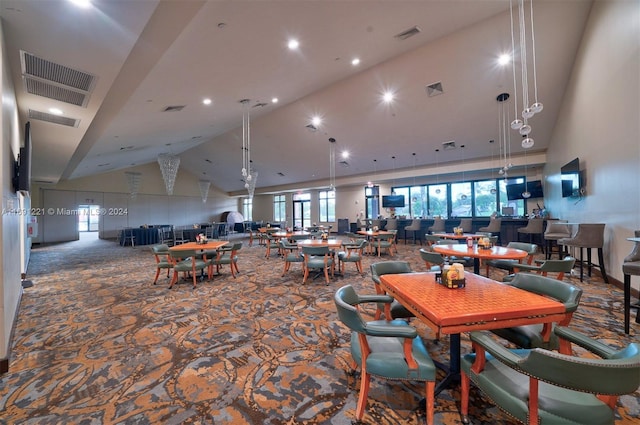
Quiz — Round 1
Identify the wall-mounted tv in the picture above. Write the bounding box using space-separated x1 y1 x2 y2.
561 157 581 198
382 194 405 208
13 121 32 194
506 180 544 200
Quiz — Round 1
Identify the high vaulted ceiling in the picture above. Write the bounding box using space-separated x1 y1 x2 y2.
1 0 593 195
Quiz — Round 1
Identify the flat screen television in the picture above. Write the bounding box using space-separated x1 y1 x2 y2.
13 121 32 193
561 157 580 198
506 180 544 200
382 194 405 208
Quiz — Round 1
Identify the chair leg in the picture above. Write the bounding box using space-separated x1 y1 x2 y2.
461 371 470 423
425 381 435 425
153 268 161 285
356 371 371 420
598 247 609 283
169 271 178 289
624 274 631 334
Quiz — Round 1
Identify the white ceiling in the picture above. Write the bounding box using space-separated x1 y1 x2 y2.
1 0 593 194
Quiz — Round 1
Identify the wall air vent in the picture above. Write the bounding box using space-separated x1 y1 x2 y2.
394 26 421 40
28 109 80 127
21 51 95 107
442 140 457 150
163 105 186 112
426 81 443 97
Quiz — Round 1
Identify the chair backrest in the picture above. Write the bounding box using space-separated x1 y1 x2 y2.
152 244 169 255
419 248 445 267
405 219 421 231
506 242 537 263
428 217 445 232
301 245 330 257
169 248 197 261
624 230 640 263
569 223 606 248
384 219 398 230
522 218 544 233
506 273 582 313
458 218 473 233
370 261 412 284
539 256 576 274
334 285 367 333
544 220 571 236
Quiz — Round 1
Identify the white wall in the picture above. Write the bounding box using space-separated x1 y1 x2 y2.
0 19 25 364
544 0 640 287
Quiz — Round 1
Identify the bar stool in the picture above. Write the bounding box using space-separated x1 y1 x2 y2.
622 230 640 334
543 220 571 259
559 223 608 283
427 217 445 234
517 218 544 248
478 218 502 244
456 218 473 233
403 219 422 245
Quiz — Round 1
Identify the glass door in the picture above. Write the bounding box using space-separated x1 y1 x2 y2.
78 204 100 232
292 193 311 230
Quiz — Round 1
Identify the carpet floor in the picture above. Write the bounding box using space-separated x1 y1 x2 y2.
0 232 638 424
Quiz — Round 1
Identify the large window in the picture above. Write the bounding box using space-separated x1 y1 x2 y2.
318 190 335 222
273 194 286 222
242 198 253 221
365 186 379 219
388 176 531 219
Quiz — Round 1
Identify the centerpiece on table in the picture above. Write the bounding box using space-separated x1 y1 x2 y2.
196 233 208 244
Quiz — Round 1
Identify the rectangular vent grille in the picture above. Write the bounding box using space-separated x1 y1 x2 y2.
426 81 443 97
163 105 185 112
24 77 89 106
339 160 349 167
442 140 456 150
22 51 95 91
394 26 421 40
28 109 80 127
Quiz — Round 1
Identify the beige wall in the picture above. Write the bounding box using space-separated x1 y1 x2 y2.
0 19 25 362
544 0 640 287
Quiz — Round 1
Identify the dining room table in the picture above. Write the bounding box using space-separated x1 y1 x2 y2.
432 243 528 275
378 271 567 396
432 233 485 241
357 229 394 254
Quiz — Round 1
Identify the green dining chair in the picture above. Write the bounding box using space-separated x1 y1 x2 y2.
209 242 242 278
301 245 334 284
280 239 303 276
337 238 367 275
334 285 436 425
151 244 172 284
169 249 208 289
370 261 414 320
484 241 538 277
461 326 640 425
490 273 583 351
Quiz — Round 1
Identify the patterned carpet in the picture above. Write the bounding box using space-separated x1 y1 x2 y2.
1 232 638 424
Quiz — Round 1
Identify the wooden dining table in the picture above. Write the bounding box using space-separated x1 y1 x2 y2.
378 271 566 395
357 229 394 254
168 240 229 252
296 238 343 248
433 243 528 275
432 233 485 241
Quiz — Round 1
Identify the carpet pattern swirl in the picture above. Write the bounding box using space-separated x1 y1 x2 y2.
0 234 638 424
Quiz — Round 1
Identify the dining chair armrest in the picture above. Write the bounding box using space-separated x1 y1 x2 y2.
469 331 528 368
358 294 395 304
554 326 620 359
366 322 418 339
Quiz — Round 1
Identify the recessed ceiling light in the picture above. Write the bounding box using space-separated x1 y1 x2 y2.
382 91 395 103
287 39 300 50
498 53 511 66
202 98 212 105
351 58 360 66
311 116 322 127
341 151 349 159
271 97 279 104
68 0 91 8
49 108 63 115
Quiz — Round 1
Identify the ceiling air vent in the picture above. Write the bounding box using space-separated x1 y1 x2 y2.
442 141 457 150
21 51 95 107
426 81 444 97
163 105 185 112
339 160 349 167
277 172 285 177
394 26 421 40
28 109 80 127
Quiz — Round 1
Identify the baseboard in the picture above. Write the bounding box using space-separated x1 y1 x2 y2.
1 284 24 375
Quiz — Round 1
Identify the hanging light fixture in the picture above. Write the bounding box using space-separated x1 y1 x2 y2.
521 149 531 198
497 92 512 178
240 99 258 199
509 0 542 149
434 149 441 194
459 144 467 200
124 171 142 199
367 159 377 188
157 153 180 195
328 138 336 191
198 180 211 203
391 155 397 193
489 140 497 194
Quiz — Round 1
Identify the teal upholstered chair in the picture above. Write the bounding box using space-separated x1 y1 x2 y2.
372 232 395 257
264 234 281 258
209 242 242 278
151 244 172 284
280 239 303 276
169 249 208 289
370 261 414 320
491 273 582 351
419 248 444 272
461 326 640 425
301 245 334 284
337 238 367 275
484 241 538 277
334 285 436 425
503 256 576 282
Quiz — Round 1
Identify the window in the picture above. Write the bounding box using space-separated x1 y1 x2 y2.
450 182 472 218
365 185 379 219
318 190 335 222
474 180 498 217
273 194 286 222
242 198 253 221
428 184 447 218
499 179 525 216
390 187 410 217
